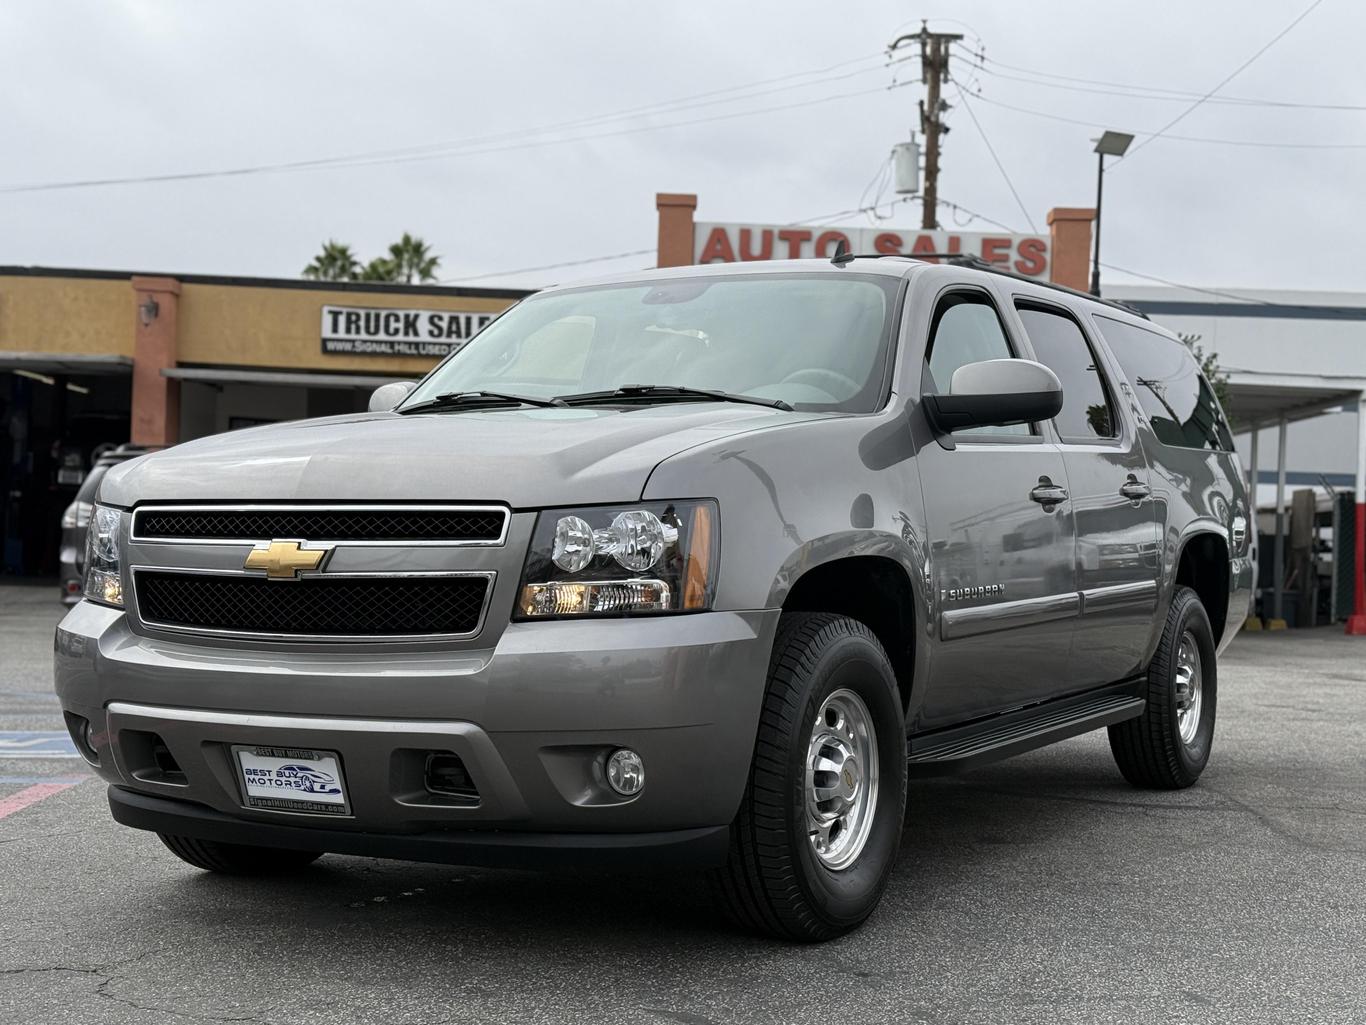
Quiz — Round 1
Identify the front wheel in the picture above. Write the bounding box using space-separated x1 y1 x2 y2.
1109 584 1218 789
711 613 907 942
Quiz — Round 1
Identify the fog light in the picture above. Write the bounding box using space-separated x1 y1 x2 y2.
605 748 645 797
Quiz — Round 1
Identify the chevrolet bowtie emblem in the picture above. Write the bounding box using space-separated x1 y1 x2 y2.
243 540 329 580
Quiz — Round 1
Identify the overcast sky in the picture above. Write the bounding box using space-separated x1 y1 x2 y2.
2 0 1361 293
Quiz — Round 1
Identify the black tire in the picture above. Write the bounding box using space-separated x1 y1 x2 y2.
711 612 907 942
157 834 323 875
1109 584 1218 789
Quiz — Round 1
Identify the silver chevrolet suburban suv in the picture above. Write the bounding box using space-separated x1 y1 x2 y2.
56 257 1252 941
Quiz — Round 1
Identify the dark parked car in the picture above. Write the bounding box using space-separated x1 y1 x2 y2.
59 445 155 604
57 256 1251 940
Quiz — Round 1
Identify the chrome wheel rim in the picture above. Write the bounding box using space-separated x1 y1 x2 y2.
805 688 879 871
1174 630 1204 745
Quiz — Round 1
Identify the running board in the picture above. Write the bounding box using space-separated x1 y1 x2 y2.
907 691 1145 776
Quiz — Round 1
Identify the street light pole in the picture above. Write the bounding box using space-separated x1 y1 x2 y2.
1089 130 1134 298
1091 150 1105 296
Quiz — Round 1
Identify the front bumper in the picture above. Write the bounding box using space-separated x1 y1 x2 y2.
56 602 779 864
108 787 730 869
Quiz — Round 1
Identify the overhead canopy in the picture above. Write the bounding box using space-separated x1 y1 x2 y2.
0 352 133 375
162 366 409 390
1221 370 1366 431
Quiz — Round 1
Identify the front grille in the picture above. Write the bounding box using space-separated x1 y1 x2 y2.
135 572 490 638
133 506 506 544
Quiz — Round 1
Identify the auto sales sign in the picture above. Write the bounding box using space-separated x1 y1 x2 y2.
693 222 1050 279
321 304 494 358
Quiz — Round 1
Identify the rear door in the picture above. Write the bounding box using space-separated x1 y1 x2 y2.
914 285 1078 728
1011 299 1159 690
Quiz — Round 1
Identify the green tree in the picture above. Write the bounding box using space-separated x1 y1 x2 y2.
301 240 361 282
357 256 399 283
1179 332 1230 408
300 234 440 284
386 232 441 284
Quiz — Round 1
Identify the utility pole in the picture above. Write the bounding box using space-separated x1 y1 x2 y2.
889 22 962 230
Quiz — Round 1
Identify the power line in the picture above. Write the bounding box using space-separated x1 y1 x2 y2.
444 196 927 286
1096 262 1340 312
938 195 1343 314
0 55 903 195
956 45 1366 111
1118 0 1327 163
955 90 1037 232
442 249 657 284
937 197 1021 233
969 92 1366 148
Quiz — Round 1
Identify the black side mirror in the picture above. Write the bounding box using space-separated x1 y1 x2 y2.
922 358 1063 433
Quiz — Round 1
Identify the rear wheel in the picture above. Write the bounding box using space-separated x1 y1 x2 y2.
712 612 907 942
1109 585 1217 789
158 834 323 875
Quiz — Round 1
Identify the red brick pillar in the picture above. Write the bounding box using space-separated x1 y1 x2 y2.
130 276 181 446
656 193 698 268
1046 207 1096 292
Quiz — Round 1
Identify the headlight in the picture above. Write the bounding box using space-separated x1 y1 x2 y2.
85 504 124 607
516 501 718 618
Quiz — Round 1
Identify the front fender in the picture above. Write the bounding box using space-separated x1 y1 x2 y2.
641 413 930 618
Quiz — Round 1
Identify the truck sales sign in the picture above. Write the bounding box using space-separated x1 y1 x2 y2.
693 222 1050 280
320 305 494 358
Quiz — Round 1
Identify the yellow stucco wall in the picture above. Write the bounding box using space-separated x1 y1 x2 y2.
0 272 520 375
177 283 516 375
0 275 134 357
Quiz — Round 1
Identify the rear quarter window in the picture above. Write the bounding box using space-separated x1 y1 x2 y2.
1093 314 1233 452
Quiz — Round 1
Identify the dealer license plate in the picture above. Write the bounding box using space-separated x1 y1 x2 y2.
232 745 350 816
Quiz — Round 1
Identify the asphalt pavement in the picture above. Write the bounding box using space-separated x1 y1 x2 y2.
1 580 1363 1024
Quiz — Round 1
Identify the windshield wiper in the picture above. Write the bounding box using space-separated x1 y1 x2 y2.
554 384 793 412
396 390 566 415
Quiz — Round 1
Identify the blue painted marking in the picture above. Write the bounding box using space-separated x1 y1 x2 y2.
0 731 80 759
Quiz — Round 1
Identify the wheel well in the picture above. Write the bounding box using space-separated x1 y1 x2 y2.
1175 533 1230 643
781 556 915 710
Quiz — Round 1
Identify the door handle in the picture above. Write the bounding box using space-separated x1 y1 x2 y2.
1120 475 1151 501
1030 478 1068 506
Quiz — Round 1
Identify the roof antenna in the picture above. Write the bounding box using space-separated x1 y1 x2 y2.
830 239 855 267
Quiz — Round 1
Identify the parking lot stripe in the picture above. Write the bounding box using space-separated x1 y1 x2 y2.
0 782 80 820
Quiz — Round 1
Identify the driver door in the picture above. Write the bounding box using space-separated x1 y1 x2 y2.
914 287 1079 728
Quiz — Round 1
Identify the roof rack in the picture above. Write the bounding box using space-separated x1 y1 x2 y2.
944 255 1150 320
826 250 1149 321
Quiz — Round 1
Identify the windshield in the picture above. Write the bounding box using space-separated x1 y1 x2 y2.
401 273 901 413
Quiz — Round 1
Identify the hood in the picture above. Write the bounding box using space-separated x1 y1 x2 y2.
101 404 831 508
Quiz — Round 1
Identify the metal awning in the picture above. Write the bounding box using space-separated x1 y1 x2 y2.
0 352 133 375
161 367 409 390
1222 370 1366 431
1219 370 1366 626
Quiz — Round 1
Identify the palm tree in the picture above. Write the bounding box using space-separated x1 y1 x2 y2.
302 241 361 281
386 232 441 284
357 256 399 283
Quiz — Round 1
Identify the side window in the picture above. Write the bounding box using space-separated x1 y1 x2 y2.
925 293 1029 437
1093 315 1234 452
1015 304 1117 442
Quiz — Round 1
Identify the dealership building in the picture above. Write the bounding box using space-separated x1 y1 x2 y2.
0 269 526 574
4 192 1365 626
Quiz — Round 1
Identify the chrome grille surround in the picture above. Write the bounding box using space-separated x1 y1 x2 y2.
124 503 511 642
